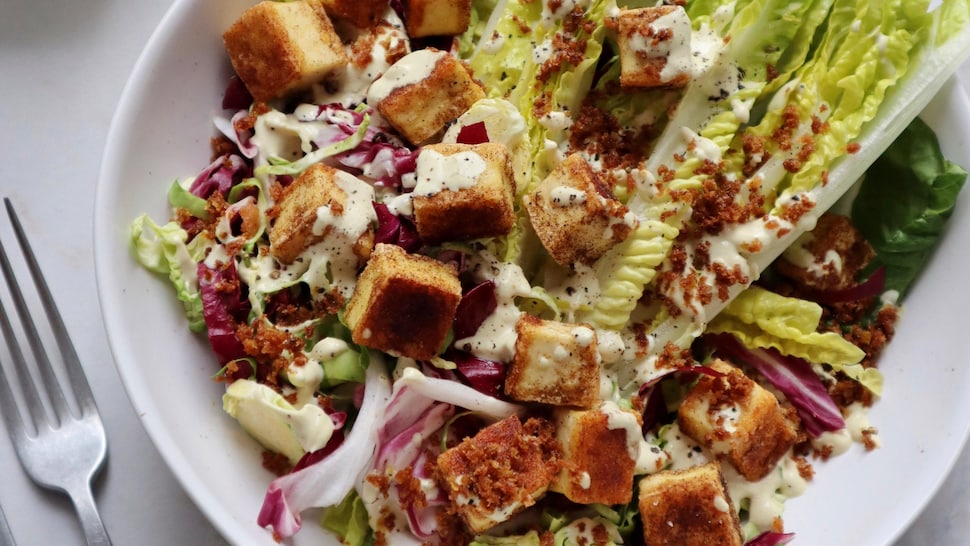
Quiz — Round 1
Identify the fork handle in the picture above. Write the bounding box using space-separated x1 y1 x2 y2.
68 483 111 546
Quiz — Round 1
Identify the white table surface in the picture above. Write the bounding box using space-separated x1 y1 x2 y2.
0 1 969 544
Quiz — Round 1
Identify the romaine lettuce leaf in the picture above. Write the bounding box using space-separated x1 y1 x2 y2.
322 490 373 546
851 116 969 298
707 286 865 367
129 215 211 332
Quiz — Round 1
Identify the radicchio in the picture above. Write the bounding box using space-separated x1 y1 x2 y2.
447 351 506 398
189 154 252 199
807 266 886 305
304 103 418 188
453 280 497 340
455 121 489 144
222 76 253 110
373 202 421 252
448 281 505 396
710 334 845 437
258 362 392 538
745 531 796 546
197 262 248 364
373 383 455 538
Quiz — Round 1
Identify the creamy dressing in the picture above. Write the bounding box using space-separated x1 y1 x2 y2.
442 98 531 190
783 233 844 278
236 172 375 304
412 149 487 197
223 379 334 461
532 38 554 65
722 454 808 530
366 48 445 107
456 254 533 362
680 127 722 163
661 423 711 470
556 517 623 544
601 400 645 462
314 20 410 107
251 110 311 161
660 426 807 530
550 185 587 206
310 336 350 361
541 0 590 27
628 8 693 83
845 402 881 447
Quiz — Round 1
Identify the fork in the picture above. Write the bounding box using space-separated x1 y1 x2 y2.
0 198 111 546
0 501 14 546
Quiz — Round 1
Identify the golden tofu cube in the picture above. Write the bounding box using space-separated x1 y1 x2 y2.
318 0 388 28
638 462 743 546
505 315 600 408
223 0 349 102
523 153 636 266
617 6 693 89
367 48 485 145
551 402 641 505
344 243 461 360
406 0 472 37
677 359 798 481
436 415 560 534
269 163 375 265
411 142 516 244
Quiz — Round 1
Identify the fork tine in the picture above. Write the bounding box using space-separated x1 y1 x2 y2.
4 199 96 418
0 239 59 431
0 300 30 447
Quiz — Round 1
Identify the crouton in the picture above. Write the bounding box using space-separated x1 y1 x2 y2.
677 359 798 481
269 163 376 265
617 6 693 89
436 415 560 534
638 462 743 546
551 402 642 505
411 142 516 244
775 213 876 292
317 0 388 29
344 243 461 360
406 0 471 37
505 315 600 408
523 153 637 266
223 0 348 102
366 49 485 145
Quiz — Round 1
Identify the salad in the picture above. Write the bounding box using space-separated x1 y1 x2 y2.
129 0 970 544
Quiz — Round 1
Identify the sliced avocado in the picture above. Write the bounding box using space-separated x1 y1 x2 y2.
223 379 334 463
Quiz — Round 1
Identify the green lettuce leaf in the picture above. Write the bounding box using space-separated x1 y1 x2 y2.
129 215 211 332
851 116 969 298
707 286 883 394
707 286 865 366
471 531 543 545
167 178 209 220
321 489 373 546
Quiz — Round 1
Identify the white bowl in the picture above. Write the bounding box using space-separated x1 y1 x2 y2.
94 0 970 544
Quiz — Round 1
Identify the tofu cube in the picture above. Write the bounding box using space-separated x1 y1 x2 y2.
223 0 349 102
677 359 798 481
367 49 485 145
269 163 375 265
523 154 636 266
436 415 560 534
551 402 641 505
617 6 693 89
318 0 388 28
505 315 600 408
775 213 876 292
406 0 472 37
411 142 516 244
344 243 461 360
638 462 743 546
